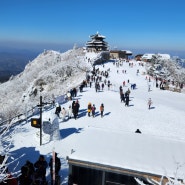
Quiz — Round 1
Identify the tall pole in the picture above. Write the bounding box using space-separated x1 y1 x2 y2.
40 96 42 146
52 149 55 185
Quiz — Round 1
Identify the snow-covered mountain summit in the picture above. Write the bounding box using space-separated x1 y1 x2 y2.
0 48 93 121
0 47 185 124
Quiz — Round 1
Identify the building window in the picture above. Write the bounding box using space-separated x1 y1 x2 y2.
71 166 103 185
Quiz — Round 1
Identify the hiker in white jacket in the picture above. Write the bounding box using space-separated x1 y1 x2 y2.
61 107 66 121
68 105 72 119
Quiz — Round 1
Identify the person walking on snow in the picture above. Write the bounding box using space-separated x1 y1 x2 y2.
75 100 80 118
68 105 72 119
101 83 104 91
91 104 96 117
61 107 66 121
148 98 152 109
73 102 78 120
34 155 48 183
67 91 71 101
87 102 92 117
55 103 61 117
125 92 129 106
100 103 104 118
120 91 125 102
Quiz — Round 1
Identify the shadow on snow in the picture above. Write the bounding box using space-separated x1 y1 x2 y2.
60 127 83 139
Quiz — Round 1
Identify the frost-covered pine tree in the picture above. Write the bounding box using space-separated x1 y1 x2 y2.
136 177 185 185
135 163 185 185
0 123 23 183
146 54 185 86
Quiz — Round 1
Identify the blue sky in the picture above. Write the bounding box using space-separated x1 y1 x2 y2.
0 0 185 57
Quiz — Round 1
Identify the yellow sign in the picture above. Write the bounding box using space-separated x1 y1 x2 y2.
33 120 37 125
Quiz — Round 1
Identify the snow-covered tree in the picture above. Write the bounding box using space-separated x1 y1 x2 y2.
146 54 185 85
0 47 92 124
0 123 23 183
135 163 185 185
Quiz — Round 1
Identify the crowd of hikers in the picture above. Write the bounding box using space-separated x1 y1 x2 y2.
53 65 111 120
53 58 156 121
4 57 183 185
19 153 61 185
55 99 105 119
0 153 61 185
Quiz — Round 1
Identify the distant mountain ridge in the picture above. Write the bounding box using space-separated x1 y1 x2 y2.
0 50 39 82
1 49 185 83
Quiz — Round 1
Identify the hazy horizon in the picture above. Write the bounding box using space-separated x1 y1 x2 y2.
0 40 185 59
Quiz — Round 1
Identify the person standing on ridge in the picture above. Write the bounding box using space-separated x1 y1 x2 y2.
148 98 152 109
100 103 104 118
